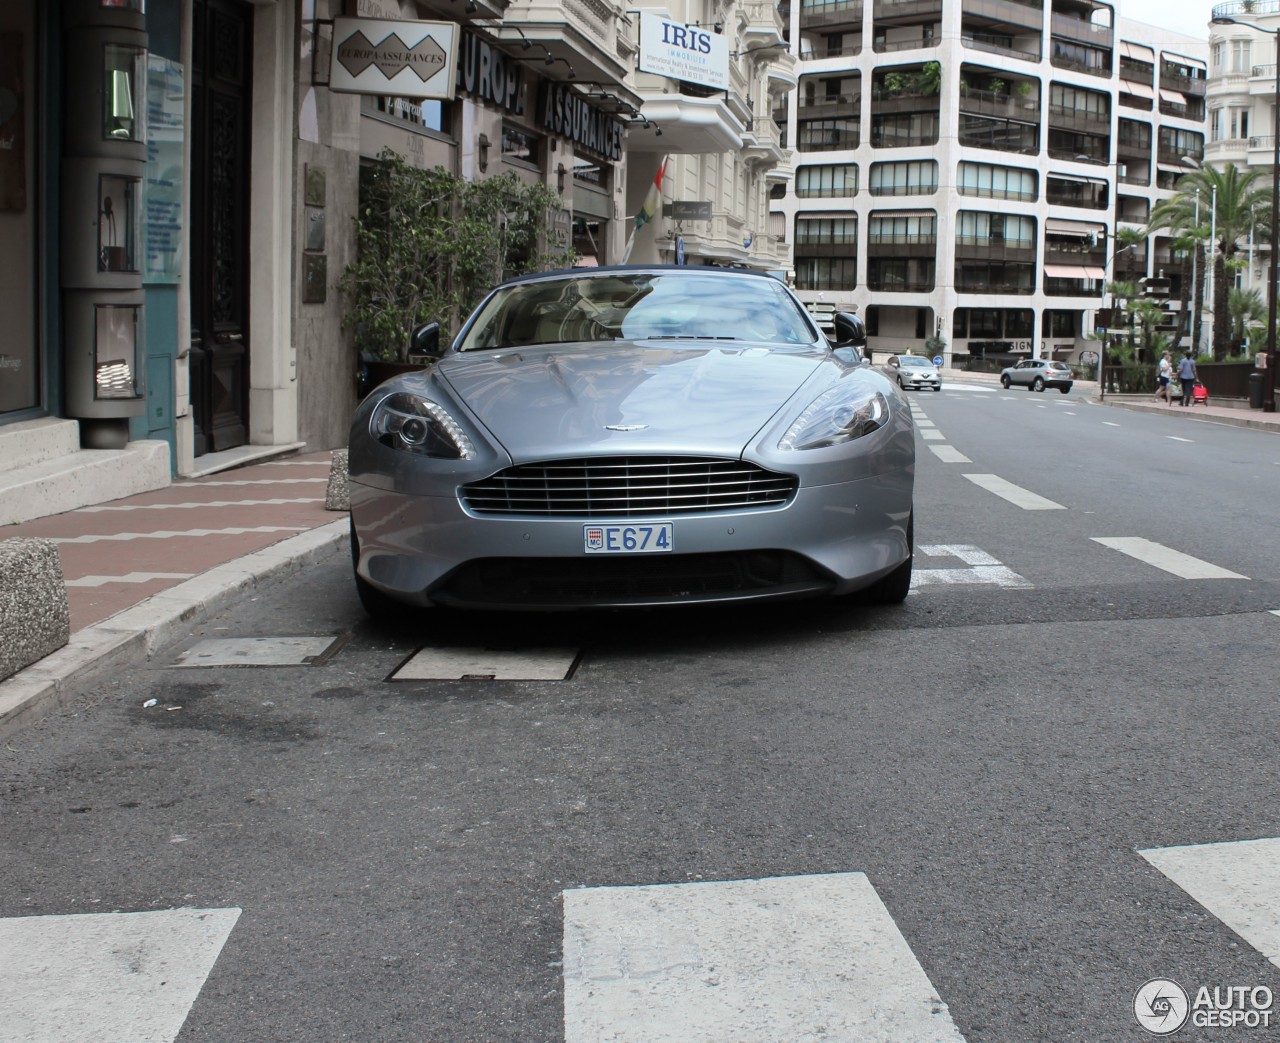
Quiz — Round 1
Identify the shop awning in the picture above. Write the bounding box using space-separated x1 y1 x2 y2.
1122 41 1154 61
1121 79 1155 99
1159 88 1187 106
1045 219 1094 236
1045 263 1105 279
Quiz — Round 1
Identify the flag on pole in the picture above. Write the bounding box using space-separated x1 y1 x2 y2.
620 156 667 263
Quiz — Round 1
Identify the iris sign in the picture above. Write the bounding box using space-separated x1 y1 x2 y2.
637 13 729 92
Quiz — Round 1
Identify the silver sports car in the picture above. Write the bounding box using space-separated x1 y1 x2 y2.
348 266 915 614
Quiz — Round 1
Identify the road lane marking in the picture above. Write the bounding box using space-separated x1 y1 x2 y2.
913 544 1032 589
1141 838 1280 970
562 873 967 1043
964 474 1066 510
920 429 946 440
929 445 972 463
915 419 937 428
0 907 240 1043
1103 421 1121 427
1167 436 1194 442
1091 537 1247 579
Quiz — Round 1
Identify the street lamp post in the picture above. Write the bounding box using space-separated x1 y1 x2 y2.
1213 13 1278 411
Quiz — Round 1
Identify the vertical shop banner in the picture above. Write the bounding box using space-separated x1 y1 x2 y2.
144 55 184 283
0 32 26 211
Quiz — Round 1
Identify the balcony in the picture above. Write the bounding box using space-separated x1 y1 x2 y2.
1044 241 1106 267
741 0 788 50
961 0 1044 31
866 232 938 256
1050 12 1112 48
961 32 1041 62
1047 104 1110 135
957 117 1039 154
959 85 1040 119
954 236 1035 262
1117 135 1150 161
1161 69 1207 96
875 35 942 53
801 41 863 60
870 89 941 115
1156 146 1202 166
486 0 633 86
874 0 944 19
794 239 858 256
799 0 863 30
797 93 860 119
743 118 789 166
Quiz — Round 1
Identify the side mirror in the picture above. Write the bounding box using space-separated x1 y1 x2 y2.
409 322 443 358
832 311 866 351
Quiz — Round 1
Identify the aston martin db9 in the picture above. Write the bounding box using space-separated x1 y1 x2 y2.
348 266 915 614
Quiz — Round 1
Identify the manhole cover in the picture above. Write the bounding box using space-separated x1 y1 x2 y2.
391 647 580 681
172 636 343 668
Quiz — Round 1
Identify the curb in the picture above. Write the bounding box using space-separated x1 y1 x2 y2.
1095 398 1280 433
0 518 350 739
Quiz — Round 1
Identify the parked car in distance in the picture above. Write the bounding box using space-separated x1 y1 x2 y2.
347 265 916 616
885 354 942 391
1000 359 1073 393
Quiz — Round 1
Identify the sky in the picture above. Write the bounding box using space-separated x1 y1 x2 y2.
1115 0 1215 42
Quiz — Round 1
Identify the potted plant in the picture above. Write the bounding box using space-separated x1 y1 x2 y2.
340 148 572 395
1014 80 1035 107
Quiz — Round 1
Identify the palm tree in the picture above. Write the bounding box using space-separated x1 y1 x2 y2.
1150 163 1270 360
1228 285 1267 355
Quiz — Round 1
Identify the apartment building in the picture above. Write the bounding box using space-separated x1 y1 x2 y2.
1205 0 1280 298
771 0 1208 365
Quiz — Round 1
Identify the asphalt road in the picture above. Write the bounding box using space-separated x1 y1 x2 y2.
4 380 1280 1043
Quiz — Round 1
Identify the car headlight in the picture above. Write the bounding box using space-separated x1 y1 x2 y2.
778 384 889 450
369 392 476 459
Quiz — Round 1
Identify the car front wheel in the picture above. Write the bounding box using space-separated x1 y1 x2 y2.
862 512 913 605
1000 375 1011 389
1032 377 1045 392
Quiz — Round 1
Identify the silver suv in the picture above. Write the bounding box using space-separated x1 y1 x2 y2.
1000 359 1073 394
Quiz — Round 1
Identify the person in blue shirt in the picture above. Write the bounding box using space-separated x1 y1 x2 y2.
1176 350 1197 408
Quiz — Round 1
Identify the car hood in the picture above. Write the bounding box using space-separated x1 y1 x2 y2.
435 341 831 458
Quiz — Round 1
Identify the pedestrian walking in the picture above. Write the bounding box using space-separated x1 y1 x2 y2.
1155 350 1173 405
1177 349 1197 407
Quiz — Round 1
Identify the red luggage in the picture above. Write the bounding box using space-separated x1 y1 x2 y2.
1191 383 1209 405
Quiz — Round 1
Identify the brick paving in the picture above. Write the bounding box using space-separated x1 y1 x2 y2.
1 451 337 633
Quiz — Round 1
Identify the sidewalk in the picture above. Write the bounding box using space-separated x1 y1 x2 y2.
4 381 1280 736
0 449 349 736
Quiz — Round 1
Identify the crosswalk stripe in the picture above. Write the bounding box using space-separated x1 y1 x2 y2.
964 474 1066 510
920 429 946 440
1091 537 1247 579
929 445 972 463
0 907 240 1043
1140 838 1280 969
562 873 966 1042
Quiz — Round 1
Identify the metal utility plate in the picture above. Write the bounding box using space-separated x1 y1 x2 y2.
172 636 343 668
391 647 580 681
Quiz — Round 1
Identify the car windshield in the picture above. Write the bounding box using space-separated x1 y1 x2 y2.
456 271 818 350
899 357 929 368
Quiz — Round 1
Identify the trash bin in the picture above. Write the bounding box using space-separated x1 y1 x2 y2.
1249 371 1265 409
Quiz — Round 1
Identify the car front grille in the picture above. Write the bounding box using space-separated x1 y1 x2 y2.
460 456 797 517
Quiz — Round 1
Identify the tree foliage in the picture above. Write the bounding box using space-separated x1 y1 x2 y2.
339 149 572 361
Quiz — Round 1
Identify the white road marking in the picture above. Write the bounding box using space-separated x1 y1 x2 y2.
65 572 194 587
562 873 966 1043
920 429 946 440
52 526 309 544
1271 610 1280 618
81 498 322 512
1103 421 1121 427
915 419 937 428
963 474 1066 510
1167 436 1194 442
1141 838 1280 969
0 907 240 1043
929 445 972 463
1091 537 1247 579
913 544 1032 589
1064 411 1077 415
393 647 579 681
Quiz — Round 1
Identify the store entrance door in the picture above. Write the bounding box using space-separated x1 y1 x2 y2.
188 0 252 455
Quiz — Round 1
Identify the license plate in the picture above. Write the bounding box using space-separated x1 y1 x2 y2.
583 523 674 554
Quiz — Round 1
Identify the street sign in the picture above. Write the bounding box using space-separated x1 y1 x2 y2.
932 355 943 367
1081 350 1099 364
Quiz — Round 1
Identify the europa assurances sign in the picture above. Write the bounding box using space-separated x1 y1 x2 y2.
331 18 459 99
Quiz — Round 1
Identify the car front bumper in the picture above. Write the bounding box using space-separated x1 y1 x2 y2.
350 470 914 609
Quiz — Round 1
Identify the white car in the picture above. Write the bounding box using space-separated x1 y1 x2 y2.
885 354 942 391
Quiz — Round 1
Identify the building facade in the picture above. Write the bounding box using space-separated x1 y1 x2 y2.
771 0 1208 364
0 0 798 522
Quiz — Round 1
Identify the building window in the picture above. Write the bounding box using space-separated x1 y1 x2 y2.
869 160 938 195
868 212 936 245
1050 83 1110 120
957 161 1036 201
796 216 857 245
1211 42 1224 73
794 256 857 290
796 163 858 197
797 118 859 152
1231 40 1251 75
502 126 540 166
957 211 1034 248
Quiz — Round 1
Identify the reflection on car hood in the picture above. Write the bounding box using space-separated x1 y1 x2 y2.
437 341 831 458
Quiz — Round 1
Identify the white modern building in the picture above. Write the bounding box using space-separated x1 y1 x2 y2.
771 0 1208 364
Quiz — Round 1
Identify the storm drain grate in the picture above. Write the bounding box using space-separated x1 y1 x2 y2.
171 636 345 668
391 647 580 681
